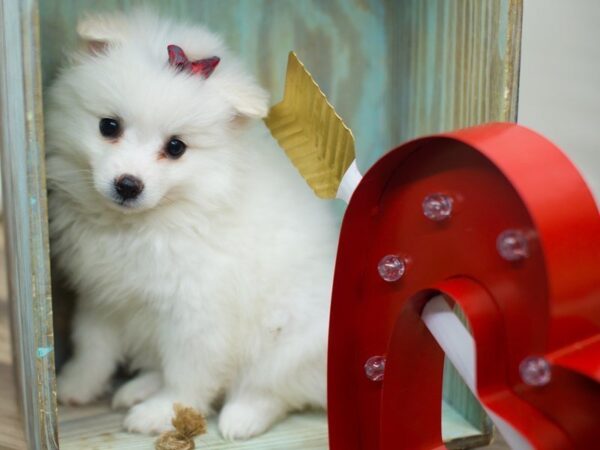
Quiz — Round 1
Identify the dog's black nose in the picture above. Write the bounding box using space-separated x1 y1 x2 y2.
114 175 144 200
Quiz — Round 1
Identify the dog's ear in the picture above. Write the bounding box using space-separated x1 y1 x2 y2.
219 71 270 120
77 14 127 55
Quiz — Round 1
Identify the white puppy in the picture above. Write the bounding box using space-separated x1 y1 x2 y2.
46 11 337 440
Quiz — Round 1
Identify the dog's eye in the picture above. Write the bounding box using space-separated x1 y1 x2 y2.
99 118 121 138
165 138 187 159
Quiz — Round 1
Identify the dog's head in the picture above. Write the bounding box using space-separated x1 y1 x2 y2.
46 11 269 215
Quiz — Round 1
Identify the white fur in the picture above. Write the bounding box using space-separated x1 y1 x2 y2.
47 11 337 440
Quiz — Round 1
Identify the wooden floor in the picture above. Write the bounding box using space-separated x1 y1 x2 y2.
0 363 27 450
57 400 507 450
0 225 28 450
60 402 328 450
0 218 509 450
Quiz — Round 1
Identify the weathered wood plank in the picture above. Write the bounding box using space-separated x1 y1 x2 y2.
57 399 490 450
386 0 522 142
0 226 26 450
60 402 329 450
0 0 58 449
0 363 28 450
0 225 28 449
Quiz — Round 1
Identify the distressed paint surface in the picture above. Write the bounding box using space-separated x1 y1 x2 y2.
0 1 57 449
387 0 522 143
56 400 483 450
39 0 390 174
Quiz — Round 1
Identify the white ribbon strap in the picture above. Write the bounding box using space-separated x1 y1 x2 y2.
422 296 533 450
336 160 362 203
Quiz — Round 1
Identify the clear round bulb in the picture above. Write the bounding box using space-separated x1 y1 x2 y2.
364 355 386 382
497 229 529 261
422 193 454 221
519 356 551 386
377 255 406 282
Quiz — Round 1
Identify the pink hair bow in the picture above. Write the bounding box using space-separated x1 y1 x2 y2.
167 44 220 79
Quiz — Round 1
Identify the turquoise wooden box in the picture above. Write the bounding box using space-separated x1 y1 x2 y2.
0 1 521 448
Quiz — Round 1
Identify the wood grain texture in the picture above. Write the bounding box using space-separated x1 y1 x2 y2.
59 402 328 450
56 399 494 450
0 226 28 449
386 0 522 144
0 363 28 450
0 1 58 449
39 0 391 174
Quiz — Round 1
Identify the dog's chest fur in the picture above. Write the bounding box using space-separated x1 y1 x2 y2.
50 163 335 373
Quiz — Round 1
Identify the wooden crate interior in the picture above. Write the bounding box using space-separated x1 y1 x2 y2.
0 1 521 448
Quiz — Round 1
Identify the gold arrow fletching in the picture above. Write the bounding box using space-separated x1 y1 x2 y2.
265 52 356 199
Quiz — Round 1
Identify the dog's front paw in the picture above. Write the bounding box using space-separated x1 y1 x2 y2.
219 397 286 441
57 361 107 406
112 372 162 410
123 395 175 435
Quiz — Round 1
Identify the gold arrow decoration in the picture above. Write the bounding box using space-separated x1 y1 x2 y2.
265 52 356 199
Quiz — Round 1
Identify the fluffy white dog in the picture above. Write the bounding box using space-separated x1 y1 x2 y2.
46 11 337 440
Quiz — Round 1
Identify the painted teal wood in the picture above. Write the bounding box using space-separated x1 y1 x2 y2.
386 0 522 142
39 0 391 174
388 0 522 437
0 1 58 449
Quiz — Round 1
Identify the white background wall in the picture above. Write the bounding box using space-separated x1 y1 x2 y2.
519 0 600 203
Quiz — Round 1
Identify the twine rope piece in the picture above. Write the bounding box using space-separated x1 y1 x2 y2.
155 403 207 450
